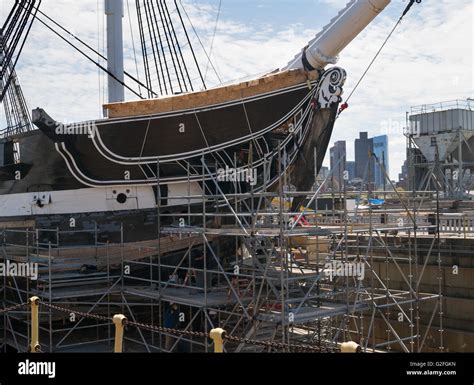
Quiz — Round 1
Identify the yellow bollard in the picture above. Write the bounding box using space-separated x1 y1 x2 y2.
29 296 40 353
210 328 226 353
113 314 127 353
341 341 361 353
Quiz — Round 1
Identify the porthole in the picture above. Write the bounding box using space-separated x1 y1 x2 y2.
116 193 128 204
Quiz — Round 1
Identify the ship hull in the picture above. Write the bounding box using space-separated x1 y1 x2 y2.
0 67 346 246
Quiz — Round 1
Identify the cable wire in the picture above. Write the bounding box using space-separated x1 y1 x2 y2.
178 0 221 84
204 0 222 82
27 4 158 98
342 0 421 108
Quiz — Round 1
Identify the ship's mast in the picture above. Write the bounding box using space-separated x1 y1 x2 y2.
105 0 125 103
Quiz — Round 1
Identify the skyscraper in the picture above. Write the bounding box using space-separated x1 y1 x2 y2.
355 132 374 182
330 141 346 190
373 135 389 189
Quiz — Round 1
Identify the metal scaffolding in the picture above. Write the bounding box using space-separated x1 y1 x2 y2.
1 147 466 353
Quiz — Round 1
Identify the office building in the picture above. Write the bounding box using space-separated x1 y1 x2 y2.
355 132 374 182
330 141 346 190
373 135 389 189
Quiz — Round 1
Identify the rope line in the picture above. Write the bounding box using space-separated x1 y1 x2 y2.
2 300 341 353
22 3 157 99
0 302 28 314
178 0 221 84
204 0 222 82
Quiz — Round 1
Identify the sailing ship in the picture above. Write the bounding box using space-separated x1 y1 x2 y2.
0 0 392 248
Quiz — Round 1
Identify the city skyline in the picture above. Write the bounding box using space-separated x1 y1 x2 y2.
329 132 390 188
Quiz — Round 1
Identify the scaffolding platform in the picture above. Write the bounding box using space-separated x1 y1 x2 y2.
257 302 371 324
125 286 252 308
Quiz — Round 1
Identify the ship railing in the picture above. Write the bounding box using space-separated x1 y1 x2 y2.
0 123 36 139
439 213 474 237
410 99 473 115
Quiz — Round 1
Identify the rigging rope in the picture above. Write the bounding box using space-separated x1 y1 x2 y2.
135 0 209 96
0 0 42 102
163 0 195 92
25 4 158 98
161 0 190 93
178 0 221 85
337 0 421 117
136 0 156 97
127 0 143 97
31 13 144 100
174 0 207 90
204 0 222 83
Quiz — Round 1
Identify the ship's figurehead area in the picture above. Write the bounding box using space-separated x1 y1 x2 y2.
317 68 346 110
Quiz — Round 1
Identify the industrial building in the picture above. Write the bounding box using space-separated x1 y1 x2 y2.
407 100 473 199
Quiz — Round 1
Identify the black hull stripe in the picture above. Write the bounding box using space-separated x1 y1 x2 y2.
55 105 316 188
91 87 315 164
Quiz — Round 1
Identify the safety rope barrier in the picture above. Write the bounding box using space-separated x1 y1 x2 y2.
2 299 346 353
0 302 28 314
